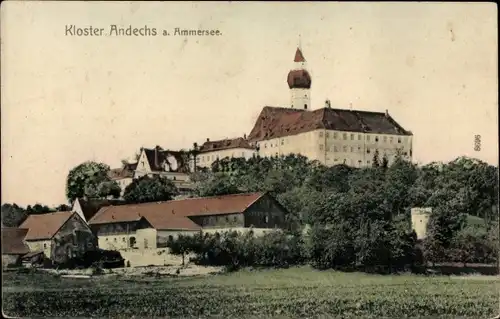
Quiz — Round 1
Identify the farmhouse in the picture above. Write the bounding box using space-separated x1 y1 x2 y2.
19 211 97 264
1 227 30 268
88 192 287 251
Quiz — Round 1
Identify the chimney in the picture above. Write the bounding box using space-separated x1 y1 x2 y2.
325 99 331 108
244 133 247 139
154 146 159 169
385 109 389 117
193 142 198 150
206 138 210 142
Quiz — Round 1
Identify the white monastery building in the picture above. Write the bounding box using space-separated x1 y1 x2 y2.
193 47 413 169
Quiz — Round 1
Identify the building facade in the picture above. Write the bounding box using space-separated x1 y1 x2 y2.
193 136 257 170
19 211 97 264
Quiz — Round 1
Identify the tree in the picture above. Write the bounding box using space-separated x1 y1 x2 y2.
123 175 178 204
372 150 380 168
55 204 71 211
26 204 53 215
1 203 28 227
381 155 389 169
66 161 114 203
194 172 242 197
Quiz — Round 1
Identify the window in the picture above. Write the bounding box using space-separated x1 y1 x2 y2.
122 237 126 242
242 152 245 157
114 238 117 242
168 235 174 242
358 146 361 151
350 147 354 152
43 243 47 249
281 139 284 145
225 216 229 222
319 132 323 137
319 144 324 150
106 238 109 241
233 216 238 222
367 160 371 164
343 133 347 140
343 146 347 152
383 136 387 143
375 136 379 142
129 237 136 247
304 104 308 109
398 137 402 143
367 135 371 141
333 132 338 139
326 132 329 138
144 239 148 249
173 176 177 181
326 146 330 151
358 134 362 140
350 134 354 140
264 143 267 148
265 216 269 223
334 146 338 152
141 161 145 168
367 149 371 154
390 137 394 143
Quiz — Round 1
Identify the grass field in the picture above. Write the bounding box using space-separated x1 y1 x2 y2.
2 266 499 318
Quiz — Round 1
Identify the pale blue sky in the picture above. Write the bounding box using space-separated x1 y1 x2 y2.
1 2 498 206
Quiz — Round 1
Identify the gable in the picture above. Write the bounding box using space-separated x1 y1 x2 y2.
72 199 85 222
244 193 289 215
137 149 152 172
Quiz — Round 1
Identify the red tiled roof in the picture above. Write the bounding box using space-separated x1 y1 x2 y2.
145 214 202 231
198 137 256 153
294 47 306 62
88 192 264 230
74 198 127 221
247 106 412 142
19 211 74 241
1 227 30 255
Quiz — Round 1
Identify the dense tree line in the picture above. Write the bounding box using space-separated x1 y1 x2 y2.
1 203 71 227
181 154 499 270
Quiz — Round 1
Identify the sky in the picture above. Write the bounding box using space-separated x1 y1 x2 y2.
1 2 498 206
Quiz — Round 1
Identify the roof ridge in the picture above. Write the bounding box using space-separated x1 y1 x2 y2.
94 192 264 209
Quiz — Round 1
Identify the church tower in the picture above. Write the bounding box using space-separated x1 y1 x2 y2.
287 47 312 110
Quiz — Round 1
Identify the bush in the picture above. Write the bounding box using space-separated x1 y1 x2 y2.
167 230 304 270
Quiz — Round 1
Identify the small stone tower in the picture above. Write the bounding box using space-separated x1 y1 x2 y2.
411 207 432 240
287 47 311 110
